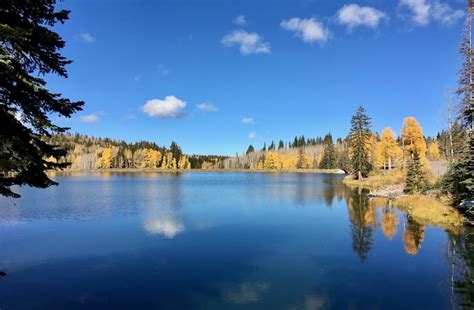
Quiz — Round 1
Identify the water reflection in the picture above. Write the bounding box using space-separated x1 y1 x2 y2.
381 206 399 240
448 229 474 309
403 218 425 255
223 281 270 304
143 217 184 238
346 187 374 261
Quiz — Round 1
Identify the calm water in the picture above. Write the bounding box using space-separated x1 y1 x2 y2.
0 172 467 309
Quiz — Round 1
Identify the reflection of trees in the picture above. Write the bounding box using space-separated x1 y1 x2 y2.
381 207 399 240
347 187 374 261
448 230 474 309
403 217 425 255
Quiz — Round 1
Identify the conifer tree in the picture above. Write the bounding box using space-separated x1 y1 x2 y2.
278 140 285 150
319 138 338 169
404 150 426 194
246 145 255 155
349 106 372 179
443 3 474 204
0 1 84 197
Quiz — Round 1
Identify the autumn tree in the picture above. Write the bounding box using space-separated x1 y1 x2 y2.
349 106 372 179
401 117 427 165
97 148 113 169
376 128 402 170
427 141 441 160
0 1 84 197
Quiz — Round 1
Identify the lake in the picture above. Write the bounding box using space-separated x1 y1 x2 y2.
0 172 471 309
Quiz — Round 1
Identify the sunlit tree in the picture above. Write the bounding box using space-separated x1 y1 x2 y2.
401 117 427 164
348 106 372 179
376 128 403 170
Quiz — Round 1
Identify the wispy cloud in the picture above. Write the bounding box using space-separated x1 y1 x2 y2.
400 0 463 26
223 282 270 304
242 117 254 124
234 15 247 26
337 4 387 30
158 64 170 76
248 132 256 139
79 32 96 43
222 30 271 55
281 17 330 44
133 74 142 82
196 102 218 112
142 96 186 118
79 114 99 123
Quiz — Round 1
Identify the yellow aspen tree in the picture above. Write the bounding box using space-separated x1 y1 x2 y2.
160 153 168 169
376 128 403 170
171 157 177 170
401 117 428 164
264 151 279 169
427 141 441 160
257 159 264 170
97 148 113 169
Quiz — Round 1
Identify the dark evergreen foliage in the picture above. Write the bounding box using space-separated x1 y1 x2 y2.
0 0 84 197
404 150 426 194
246 144 255 155
348 106 372 179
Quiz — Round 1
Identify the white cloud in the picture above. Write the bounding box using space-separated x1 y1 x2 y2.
158 64 170 76
242 117 254 124
80 32 95 43
133 74 142 82
144 217 184 238
248 132 256 139
222 30 271 55
234 15 247 26
79 114 99 123
142 96 186 118
196 102 218 112
337 4 386 30
281 17 330 43
400 0 463 26
431 1 464 25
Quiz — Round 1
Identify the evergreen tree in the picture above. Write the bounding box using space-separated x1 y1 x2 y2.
296 148 306 169
443 5 474 204
246 144 255 155
0 1 84 197
262 143 266 152
349 106 372 179
319 136 338 169
269 141 275 151
278 140 284 150
170 141 182 162
404 150 426 194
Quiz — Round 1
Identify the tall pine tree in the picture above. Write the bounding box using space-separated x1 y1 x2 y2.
349 106 372 179
443 2 474 204
0 1 84 198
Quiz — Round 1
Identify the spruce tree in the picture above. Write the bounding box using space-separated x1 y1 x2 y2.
319 138 338 169
278 140 284 150
246 144 255 155
349 106 372 179
404 150 426 194
0 1 84 198
443 4 474 204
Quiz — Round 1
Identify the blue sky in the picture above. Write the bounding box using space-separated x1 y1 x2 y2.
49 0 466 155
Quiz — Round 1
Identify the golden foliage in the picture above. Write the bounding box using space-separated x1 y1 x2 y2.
401 117 428 163
375 128 403 170
381 208 399 240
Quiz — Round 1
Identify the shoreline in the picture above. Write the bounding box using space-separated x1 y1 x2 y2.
48 168 347 175
343 175 465 231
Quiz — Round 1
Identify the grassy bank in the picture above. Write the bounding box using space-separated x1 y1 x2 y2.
394 195 464 231
343 170 405 190
343 170 465 231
